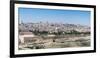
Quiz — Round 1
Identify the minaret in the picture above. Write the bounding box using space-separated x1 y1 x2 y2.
21 20 24 24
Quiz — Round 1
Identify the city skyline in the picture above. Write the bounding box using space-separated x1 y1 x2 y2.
19 8 91 26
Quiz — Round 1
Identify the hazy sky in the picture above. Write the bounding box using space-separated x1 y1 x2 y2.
19 8 91 26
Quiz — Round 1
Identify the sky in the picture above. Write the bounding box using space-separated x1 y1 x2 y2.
18 8 91 26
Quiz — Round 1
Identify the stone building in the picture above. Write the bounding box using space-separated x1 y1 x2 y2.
19 31 35 44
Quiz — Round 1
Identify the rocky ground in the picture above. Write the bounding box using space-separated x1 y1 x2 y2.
19 34 90 50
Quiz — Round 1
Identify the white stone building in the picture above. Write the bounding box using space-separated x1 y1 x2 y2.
19 32 35 44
